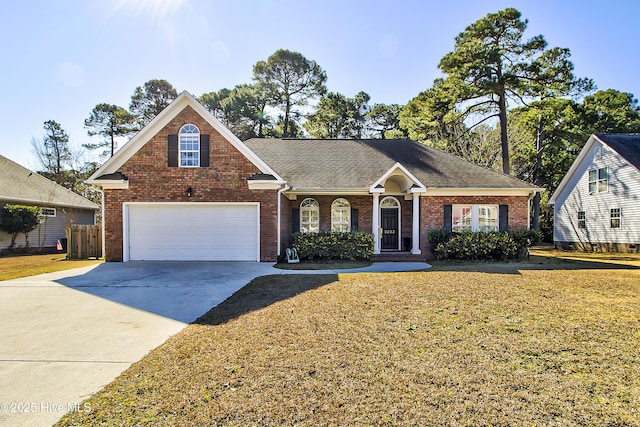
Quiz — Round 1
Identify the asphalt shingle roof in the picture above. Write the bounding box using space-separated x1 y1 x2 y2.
0 155 99 210
596 134 640 171
245 138 538 191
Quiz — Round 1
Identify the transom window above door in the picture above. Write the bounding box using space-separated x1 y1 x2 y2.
179 124 200 167
380 197 400 208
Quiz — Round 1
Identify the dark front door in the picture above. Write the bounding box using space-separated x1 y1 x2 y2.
381 208 399 250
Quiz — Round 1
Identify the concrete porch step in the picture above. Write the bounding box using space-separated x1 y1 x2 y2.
371 252 426 262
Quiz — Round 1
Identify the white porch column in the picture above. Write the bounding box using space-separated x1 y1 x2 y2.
372 193 380 254
411 193 421 254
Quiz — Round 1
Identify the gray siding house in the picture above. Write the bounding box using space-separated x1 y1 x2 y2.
549 134 640 252
0 155 99 251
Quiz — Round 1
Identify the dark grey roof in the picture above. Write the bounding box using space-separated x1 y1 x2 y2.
247 173 277 181
0 155 99 210
96 172 128 180
244 138 538 191
596 134 640 170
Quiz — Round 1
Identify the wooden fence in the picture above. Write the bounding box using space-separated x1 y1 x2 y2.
66 224 102 259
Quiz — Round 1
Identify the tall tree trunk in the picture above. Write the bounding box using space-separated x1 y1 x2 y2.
498 87 510 175
111 133 115 157
283 98 291 137
531 115 544 230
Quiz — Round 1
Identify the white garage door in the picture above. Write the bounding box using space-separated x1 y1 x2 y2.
125 203 259 261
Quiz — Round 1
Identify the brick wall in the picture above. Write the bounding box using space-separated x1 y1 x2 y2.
103 105 278 262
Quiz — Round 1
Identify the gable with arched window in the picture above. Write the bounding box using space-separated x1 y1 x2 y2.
331 198 351 232
300 198 319 233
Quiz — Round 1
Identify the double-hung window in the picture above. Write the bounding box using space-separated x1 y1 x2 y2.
610 208 621 229
452 205 498 232
179 124 200 167
588 167 608 194
577 211 586 229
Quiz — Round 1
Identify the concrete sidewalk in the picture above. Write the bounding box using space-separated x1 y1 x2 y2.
276 261 432 274
0 261 430 426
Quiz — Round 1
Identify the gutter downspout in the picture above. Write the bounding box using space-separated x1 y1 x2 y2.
93 185 106 260
277 184 290 259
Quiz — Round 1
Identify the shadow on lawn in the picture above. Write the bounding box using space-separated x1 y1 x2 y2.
430 254 640 275
193 274 339 326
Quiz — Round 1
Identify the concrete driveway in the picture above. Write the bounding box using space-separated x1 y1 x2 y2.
0 262 278 427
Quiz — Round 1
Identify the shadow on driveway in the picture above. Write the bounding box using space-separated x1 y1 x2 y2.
55 262 280 323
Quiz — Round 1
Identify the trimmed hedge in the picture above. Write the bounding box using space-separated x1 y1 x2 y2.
428 229 542 261
293 232 374 261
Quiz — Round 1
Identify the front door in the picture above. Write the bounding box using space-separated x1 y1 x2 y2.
381 208 399 250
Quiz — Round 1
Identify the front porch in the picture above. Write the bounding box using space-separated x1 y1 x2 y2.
371 252 426 262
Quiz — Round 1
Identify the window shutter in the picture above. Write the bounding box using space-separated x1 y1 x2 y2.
200 134 210 167
168 134 178 167
292 208 300 233
499 204 509 231
444 205 452 232
351 208 359 231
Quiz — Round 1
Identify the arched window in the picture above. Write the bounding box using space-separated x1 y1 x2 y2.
331 198 351 232
380 196 400 208
300 198 319 233
179 124 200 167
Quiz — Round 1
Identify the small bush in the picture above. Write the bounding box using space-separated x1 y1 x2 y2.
294 232 374 261
427 228 455 253
431 229 537 261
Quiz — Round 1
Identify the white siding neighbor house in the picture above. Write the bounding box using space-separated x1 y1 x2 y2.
549 134 640 252
0 155 99 251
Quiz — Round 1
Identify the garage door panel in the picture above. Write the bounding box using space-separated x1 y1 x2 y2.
127 204 259 261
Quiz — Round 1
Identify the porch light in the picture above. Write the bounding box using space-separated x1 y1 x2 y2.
186 187 193 197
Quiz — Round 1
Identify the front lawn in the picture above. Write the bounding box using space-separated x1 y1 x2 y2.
0 254 102 281
57 255 640 426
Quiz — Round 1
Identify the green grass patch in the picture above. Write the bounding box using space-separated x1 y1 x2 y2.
0 254 101 281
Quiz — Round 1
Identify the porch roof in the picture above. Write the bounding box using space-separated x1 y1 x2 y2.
245 138 538 193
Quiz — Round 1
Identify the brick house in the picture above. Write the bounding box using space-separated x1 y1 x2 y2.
87 91 541 262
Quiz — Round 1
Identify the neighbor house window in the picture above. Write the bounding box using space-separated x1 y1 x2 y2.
300 198 319 233
610 208 621 229
578 211 586 229
588 167 608 194
40 207 56 217
179 124 200 167
452 205 498 232
331 198 351 232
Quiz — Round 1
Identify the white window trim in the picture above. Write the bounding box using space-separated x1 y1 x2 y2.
300 198 319 233
179 124 200 168
452 204 499 232
610 208 621 229
577 210 586 229
331 198 351 232
588 167 608 195
41 207 56 217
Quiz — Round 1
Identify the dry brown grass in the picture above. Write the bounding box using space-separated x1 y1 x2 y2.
57 257 640 426
0 254 101 281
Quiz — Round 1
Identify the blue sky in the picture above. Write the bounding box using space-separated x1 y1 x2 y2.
1 0 639 169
